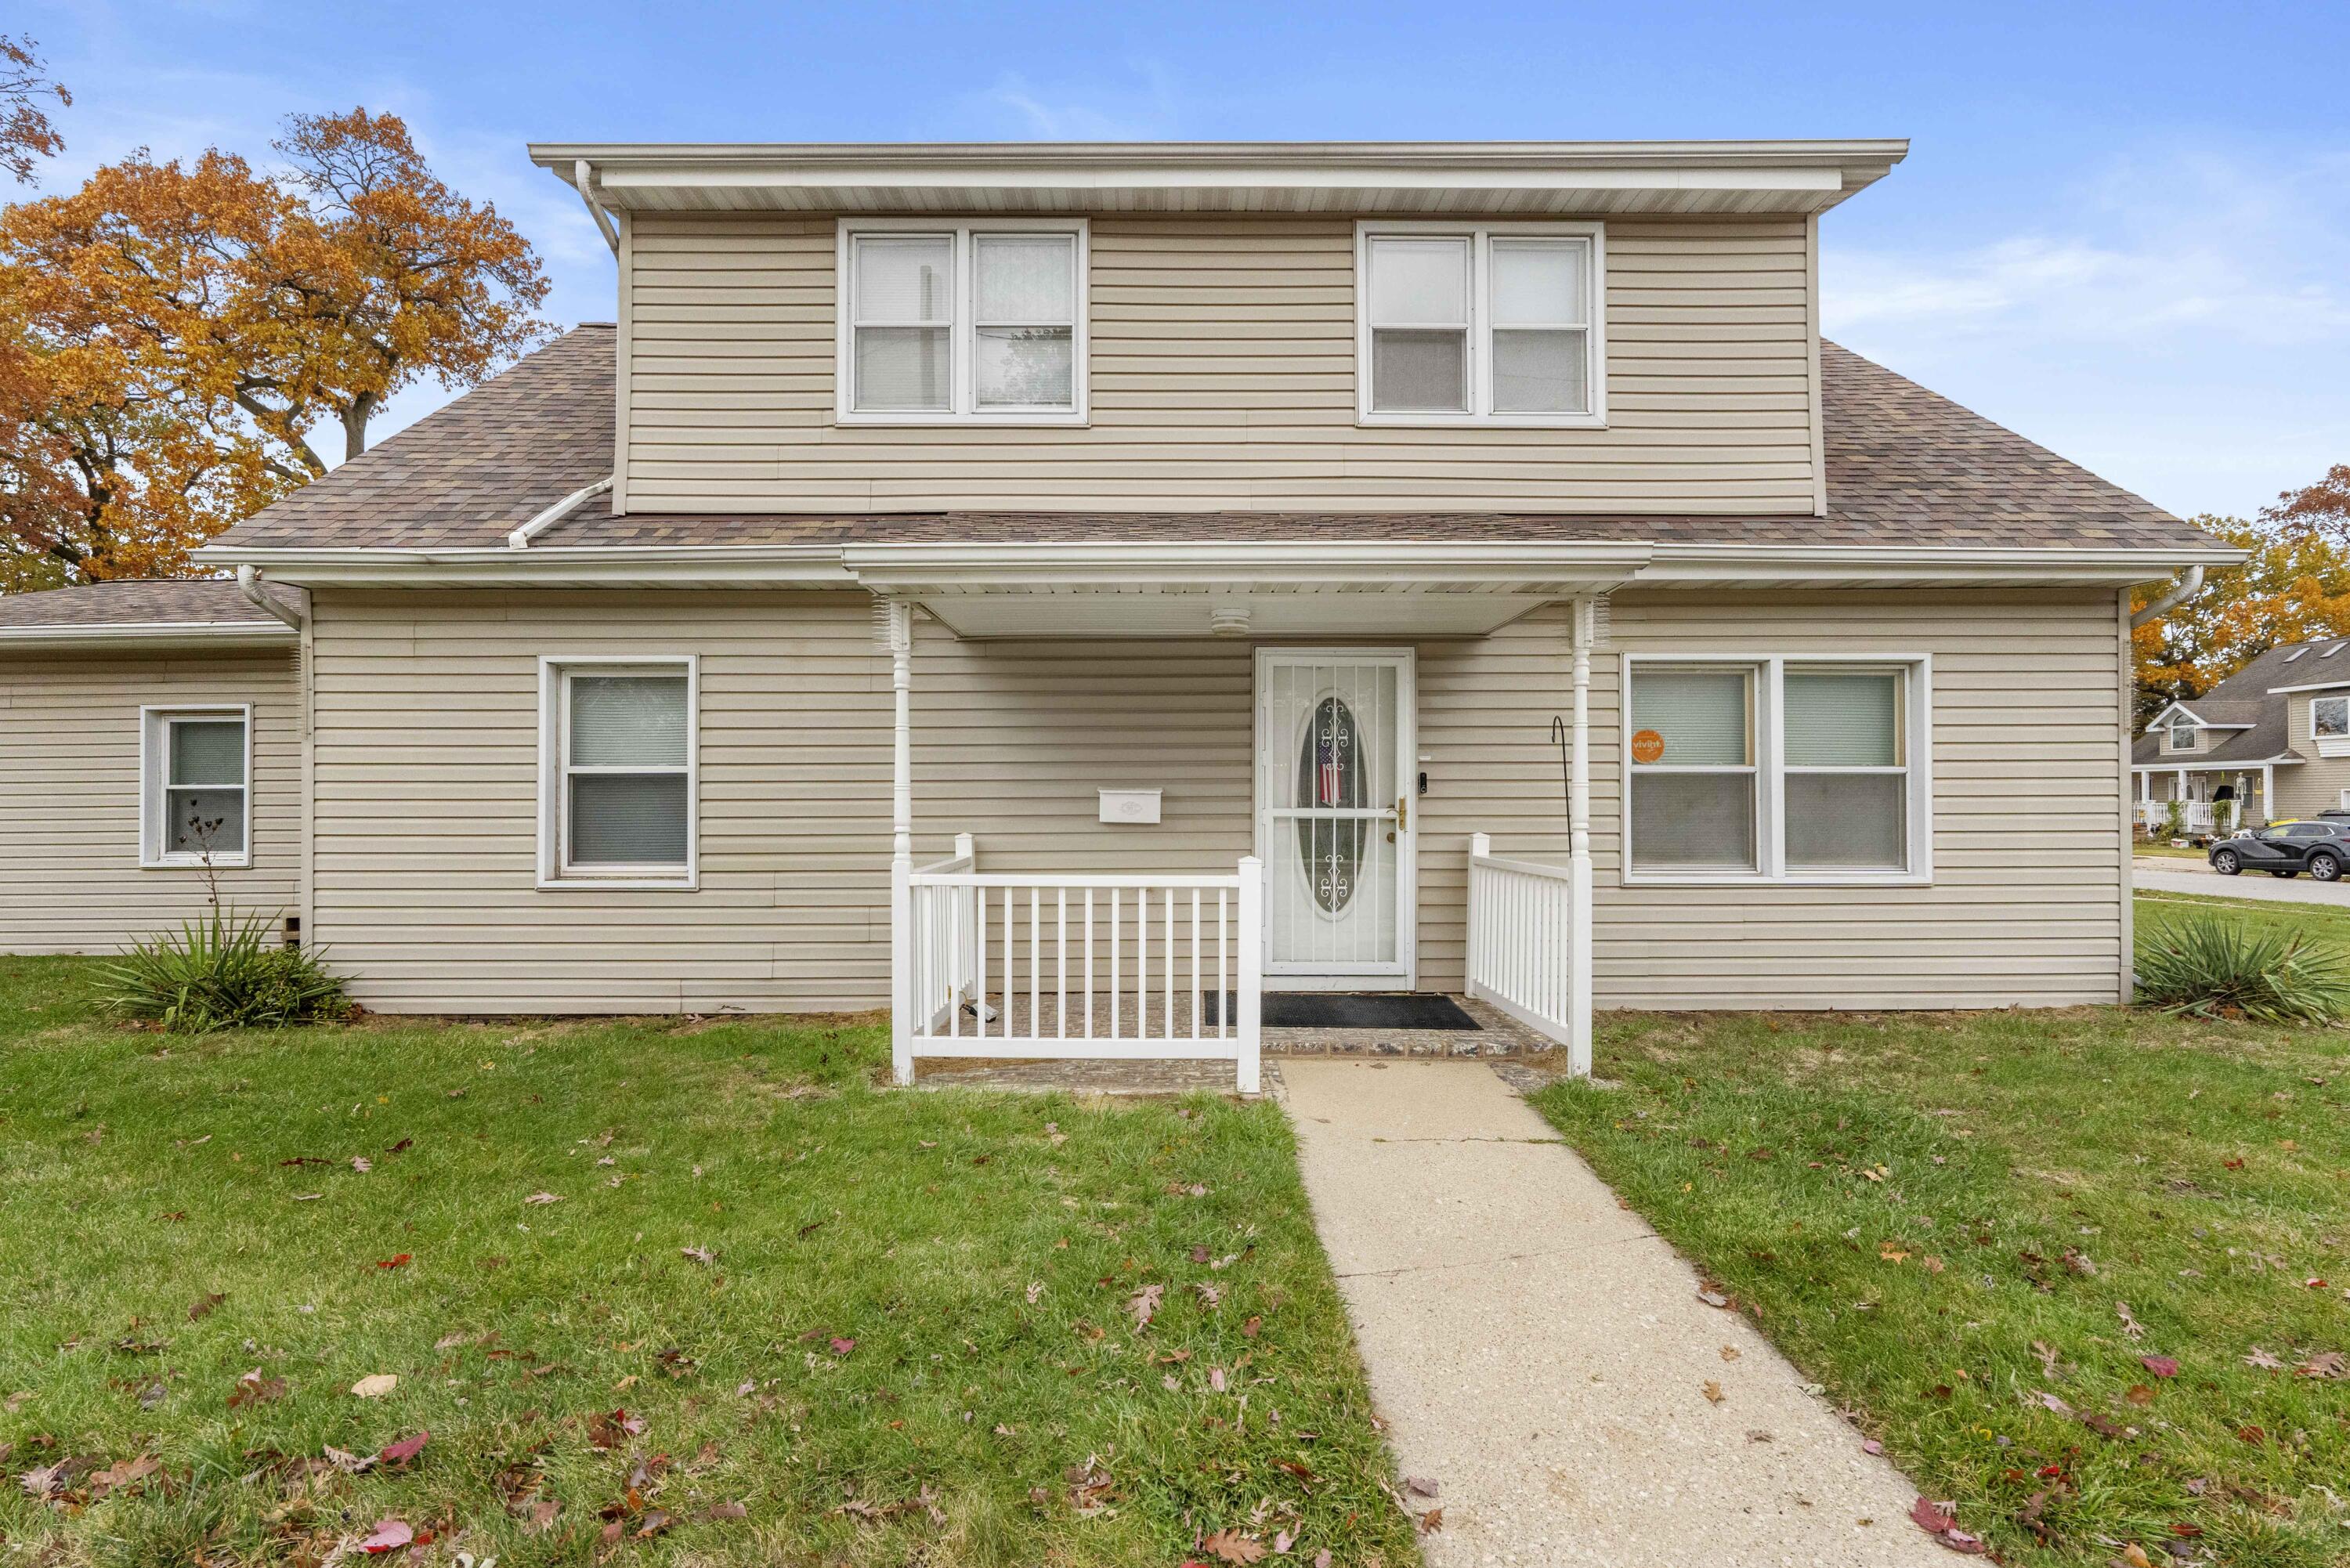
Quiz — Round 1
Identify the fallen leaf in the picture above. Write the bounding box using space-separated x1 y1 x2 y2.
87 1454 160 1498
350 1156 372 1173
1126 1283 1165 1329
526 1499 562 1530
634 1509 671 1538
188 1292 225 1322
2124 1384 2157 1406
703 1500 748 1521
1242 1314 1262 1339
2140 1354 2179 1378
1202 1527 1269 1563
2115 1301 2147 1342
1314 1552 1332 1568
2294 1351 2346 1379
227 1369 287 1408
1909 1497 1989 1555
1719 1345 1741 1362
2119 1546 2153 1568
523 1192 562 1205
349 1374 398 1399
2243 1347 2285 1371
680 1245 716 1266
1419 1507 1444 1534
1405 1476 1439 1498
1701 1380 1724 1404
374 1254 411 1270
358 1519 413 1555
378 1430 428 1466
828 1337 855 1357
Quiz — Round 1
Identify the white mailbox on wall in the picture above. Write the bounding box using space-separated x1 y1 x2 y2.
1098 788 1162 825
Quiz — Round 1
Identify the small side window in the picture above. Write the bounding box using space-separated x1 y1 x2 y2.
538 659 698 887
2312 695 2349 739
142 707 251 867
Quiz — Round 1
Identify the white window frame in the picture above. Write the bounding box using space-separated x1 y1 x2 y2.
537 656 700 891
834 217 1089 427
140 704 255 869
2312 693 2350 758
1354 219 1607 429
1621 655 1932 887
2167 718 2196 753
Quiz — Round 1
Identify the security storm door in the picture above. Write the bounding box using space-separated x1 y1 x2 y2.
1255 650 1415 985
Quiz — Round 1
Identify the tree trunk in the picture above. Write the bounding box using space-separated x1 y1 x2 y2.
341 391 377 462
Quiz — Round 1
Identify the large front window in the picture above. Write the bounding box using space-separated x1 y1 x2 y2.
1357 222 1602 425
839 221 1086 423
540 659 696 887
1625 658 1929 883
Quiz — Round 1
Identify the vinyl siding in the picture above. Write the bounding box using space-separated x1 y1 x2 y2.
1591 590 2128 1008
2273 692 2350 818
0 647 302 953
621 213 1818 514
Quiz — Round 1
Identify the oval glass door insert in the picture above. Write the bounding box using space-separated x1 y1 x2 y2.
1295 695 1368 914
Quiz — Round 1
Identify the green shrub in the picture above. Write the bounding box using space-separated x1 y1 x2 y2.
2135 912 2350 1023
98 913 349 1031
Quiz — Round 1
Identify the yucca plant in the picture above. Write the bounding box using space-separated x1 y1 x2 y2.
2135 913 2350 1024
98 911 349 1032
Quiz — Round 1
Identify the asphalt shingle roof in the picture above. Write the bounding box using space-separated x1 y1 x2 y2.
204 327 2220 555
2131 638 2350 768
0 579 278 630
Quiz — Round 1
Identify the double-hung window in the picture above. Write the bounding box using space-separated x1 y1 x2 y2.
2167 718 2196 752
2312 695 2349 742
837 219 1086 423
141 706 251 867
1625 657 1929 883
1356 221 1603 425
539 659 697 887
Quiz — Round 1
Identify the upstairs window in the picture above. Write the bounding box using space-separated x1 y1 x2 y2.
141 706 252 867
2314 695 2349 742
1356 222 1603 427
2168 718 2196 752
838 221 1086 424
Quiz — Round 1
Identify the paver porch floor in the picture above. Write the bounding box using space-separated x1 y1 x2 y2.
1280 1059 1943 1567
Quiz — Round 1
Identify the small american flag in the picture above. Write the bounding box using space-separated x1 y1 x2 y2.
1318 739 1341 805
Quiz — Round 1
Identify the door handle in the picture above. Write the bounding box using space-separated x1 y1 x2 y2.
1396 793 1408 833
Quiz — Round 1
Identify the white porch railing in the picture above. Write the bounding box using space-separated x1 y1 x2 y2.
2139 800 2219 833
1466 832 1590 1075
893 840 1263 1093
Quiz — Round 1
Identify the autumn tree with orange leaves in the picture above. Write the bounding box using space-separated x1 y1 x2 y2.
2132 467 2350 725
0 108 550 588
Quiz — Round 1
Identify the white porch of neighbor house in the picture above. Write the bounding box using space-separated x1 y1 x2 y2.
867 554 1634 1091
2135 763 2271 835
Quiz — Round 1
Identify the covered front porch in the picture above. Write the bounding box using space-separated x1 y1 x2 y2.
2135 763 2272 836
867 547 1632 1091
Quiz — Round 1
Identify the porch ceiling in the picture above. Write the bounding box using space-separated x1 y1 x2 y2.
906 584 1564 639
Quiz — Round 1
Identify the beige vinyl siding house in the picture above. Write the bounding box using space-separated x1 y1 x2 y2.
0 584 302 953
292 583 2129 1016
2131 637 2350 830
0 138 2224 1082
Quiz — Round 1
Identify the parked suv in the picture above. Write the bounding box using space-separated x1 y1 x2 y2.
2210 819 2350 880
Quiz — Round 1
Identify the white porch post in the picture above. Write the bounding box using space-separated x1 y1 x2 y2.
887 598 916 1086
1236 854 1264 1094
1566 598 1596 1078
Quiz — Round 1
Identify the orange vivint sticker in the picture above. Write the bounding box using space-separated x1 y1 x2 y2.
1630 728 1666 764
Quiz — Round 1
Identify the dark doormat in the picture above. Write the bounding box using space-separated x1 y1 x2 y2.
1203 992 1481 1030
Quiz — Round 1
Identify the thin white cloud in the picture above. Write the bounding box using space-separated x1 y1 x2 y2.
947 64 1185 141
1823 149 2350 517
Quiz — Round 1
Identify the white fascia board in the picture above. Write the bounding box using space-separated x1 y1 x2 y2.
0 620 294 649
1639 543 2247 587
841 539 1656 590
191 544 857 589
2265 678 2350 695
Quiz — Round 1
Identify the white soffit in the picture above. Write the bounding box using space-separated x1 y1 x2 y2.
911 587 1560 641
532 139 1910 218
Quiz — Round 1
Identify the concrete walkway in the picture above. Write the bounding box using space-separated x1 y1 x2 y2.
1282 1060 1943 1567
2137 858 2350 905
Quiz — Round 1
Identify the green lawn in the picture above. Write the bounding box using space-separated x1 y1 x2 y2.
1528 894 2350 1566
0 957 1416 1568
2139 886 2350 950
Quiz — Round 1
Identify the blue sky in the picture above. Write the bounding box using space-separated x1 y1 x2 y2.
17 0 2348 520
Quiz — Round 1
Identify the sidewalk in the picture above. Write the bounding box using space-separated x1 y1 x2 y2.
2137 856 2350 905
1281 1059 1943 1566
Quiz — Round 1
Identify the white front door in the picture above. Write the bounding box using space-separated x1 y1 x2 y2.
1255 649 1415 986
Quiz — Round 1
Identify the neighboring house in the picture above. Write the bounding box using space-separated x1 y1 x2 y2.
2135 635 2350 833
1 139 2232 1086
0 580 302 952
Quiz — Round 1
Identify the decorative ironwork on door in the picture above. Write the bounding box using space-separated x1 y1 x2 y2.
1295 695 1368 914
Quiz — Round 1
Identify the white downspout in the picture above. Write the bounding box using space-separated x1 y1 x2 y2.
573 160 619 255
236 564 306 630
508 476 613 550
887 598 916 1086
2131 565 2204 629
1567 596 1596 1078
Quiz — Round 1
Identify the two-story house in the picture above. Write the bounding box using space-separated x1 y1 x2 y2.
0 139 2232 1086
2135 635 2350 834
